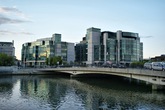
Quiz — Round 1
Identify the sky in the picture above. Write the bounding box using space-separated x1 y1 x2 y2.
0 0 165 60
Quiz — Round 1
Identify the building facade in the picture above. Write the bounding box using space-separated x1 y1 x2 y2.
21 33 75 67
0 40 15 56
75 37 87 65
75 27 143 66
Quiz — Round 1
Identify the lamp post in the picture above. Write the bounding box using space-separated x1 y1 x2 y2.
45 51 47 66
45 50 50 67
45 51 48 66
57 61 59 67
35 46 38 68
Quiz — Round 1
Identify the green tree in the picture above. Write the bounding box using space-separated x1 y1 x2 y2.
56 56 62 65
45 56 63 66
130 60 147 68
63 61 68 66
52 57 57 65
0 53 14 66
50 57 54 66
45 58 49 65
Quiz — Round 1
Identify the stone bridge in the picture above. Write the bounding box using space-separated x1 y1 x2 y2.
37 67 165 89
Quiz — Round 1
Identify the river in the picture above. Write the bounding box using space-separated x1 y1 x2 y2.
0 74 165 110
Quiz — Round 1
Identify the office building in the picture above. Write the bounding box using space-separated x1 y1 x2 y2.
75 37 87 65
75 27 143 66
21 33 75 67
0 40 15 56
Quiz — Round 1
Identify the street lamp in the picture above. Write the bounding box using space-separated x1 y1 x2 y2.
57 61 59 67
45 51 47 66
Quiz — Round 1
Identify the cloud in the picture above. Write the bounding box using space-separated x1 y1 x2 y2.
0 6 27 18
20 32 34 35
0 15 29 25
0 6 32 36
0 6 31 25
0 30 34 35
0 7 21 13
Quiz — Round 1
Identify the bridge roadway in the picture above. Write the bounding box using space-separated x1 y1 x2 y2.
37 67 165 89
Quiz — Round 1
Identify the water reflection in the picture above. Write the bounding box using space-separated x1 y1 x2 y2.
0 75 165 110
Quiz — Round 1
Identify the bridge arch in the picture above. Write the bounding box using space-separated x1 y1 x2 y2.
37 67 165 90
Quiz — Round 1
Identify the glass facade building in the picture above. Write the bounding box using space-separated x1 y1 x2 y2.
75 37 87 65
75 27 143 66
21 34 75 67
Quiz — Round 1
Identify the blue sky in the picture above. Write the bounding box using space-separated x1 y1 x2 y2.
0 0 165 60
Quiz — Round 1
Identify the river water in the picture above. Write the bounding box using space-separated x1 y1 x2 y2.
0 75 165 110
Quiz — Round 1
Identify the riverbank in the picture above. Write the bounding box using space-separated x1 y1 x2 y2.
0 66 18 74
0 67 38 75
0 67 55 75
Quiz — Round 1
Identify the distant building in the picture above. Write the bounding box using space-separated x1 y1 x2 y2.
151 55 165 62
0 40 15 56
21 33 75 67
75 27 143 66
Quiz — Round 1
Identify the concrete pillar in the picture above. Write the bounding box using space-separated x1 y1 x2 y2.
152 84 165 90
103 33 108 63
116 31 122 64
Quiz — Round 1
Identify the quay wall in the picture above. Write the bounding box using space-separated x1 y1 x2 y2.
0 66 18 74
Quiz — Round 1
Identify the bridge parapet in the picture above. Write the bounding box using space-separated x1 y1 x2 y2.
46 67 165 77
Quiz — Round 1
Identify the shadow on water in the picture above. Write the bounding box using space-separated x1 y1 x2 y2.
71 73 162 93
7 71 165 93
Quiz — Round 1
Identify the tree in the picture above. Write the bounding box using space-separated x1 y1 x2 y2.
0 53 14 66
56 56 62 65
130 60 148 68
62 61 68 65
45 58 49 65
45 56 63 66
50 57 53 66
53 57 57 65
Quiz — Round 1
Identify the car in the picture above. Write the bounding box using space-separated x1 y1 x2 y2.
162 62 165 71
118 64 126 68
112 64 117 68
144 62 152 69
151 62 163 71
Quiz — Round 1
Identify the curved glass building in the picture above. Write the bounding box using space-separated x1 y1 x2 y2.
21 34 75 67
75 27 143 66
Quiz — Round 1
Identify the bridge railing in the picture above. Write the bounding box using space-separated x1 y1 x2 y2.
39 67 165 77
